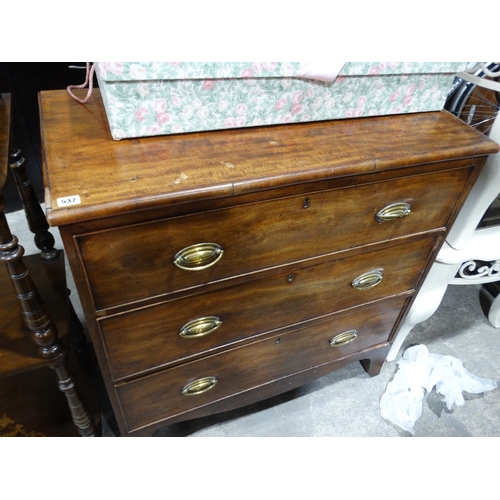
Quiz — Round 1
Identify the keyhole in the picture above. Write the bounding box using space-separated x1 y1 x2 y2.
303 198 310 209
288 273 294 282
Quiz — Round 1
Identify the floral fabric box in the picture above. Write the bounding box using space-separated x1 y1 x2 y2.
95 62 467 140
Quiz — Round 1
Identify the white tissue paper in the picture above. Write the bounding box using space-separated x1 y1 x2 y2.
380 344 498 434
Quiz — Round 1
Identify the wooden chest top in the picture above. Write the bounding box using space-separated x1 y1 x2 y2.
39 89 499 226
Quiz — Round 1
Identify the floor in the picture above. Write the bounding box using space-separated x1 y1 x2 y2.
6 207 500 438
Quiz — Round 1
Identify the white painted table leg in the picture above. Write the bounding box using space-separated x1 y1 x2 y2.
386 261 460 361
488 289 500 328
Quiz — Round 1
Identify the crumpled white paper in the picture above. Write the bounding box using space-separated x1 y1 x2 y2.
380 345 498 434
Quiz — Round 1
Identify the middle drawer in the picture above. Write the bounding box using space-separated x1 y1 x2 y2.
78 166 471 311
99 235 435 380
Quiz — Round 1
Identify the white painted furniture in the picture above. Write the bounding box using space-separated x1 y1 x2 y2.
387 73 500 361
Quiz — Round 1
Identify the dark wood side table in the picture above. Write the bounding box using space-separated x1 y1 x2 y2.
39 89 498 436
1 92 96 437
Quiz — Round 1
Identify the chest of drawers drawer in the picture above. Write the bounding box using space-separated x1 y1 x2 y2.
77 165 472 311
115 296 407 433
99 234 435 380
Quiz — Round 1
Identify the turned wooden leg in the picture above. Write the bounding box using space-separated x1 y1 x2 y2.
9 142 58 261
0 196 96 436
10 141 90 354
34 323 96 436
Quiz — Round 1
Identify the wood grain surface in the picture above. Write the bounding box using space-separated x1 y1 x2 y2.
39 89 499 226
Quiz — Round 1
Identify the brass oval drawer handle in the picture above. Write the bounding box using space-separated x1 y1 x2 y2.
173 243 224 271
376 202 412 223
182 376 218 396
179 316 222 339
352 268 384 290
330 330 358 347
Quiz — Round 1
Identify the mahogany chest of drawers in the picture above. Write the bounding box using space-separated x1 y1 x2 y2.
39 89 498 436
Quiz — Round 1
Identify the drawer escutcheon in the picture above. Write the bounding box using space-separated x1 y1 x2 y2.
352 268 384 290
330 330 358 347
181 377 218 396
179 316 222 338
376 202 412 223
174 243 224 271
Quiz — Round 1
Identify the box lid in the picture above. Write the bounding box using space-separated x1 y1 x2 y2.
96 62 467 83
97 62 303 82
340 62 467 76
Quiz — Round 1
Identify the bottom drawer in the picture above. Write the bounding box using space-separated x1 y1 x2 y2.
115 296 406 432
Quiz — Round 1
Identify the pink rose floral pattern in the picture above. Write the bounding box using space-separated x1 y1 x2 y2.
95 62 466 140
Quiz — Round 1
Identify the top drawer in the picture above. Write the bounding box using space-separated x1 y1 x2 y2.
77 166 472 310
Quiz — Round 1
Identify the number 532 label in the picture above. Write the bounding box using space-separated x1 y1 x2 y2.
57 195 81 207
